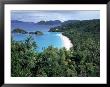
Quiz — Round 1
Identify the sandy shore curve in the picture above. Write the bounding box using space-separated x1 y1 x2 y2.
60 34 73 50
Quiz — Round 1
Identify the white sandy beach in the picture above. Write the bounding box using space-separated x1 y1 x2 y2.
60 34 73 50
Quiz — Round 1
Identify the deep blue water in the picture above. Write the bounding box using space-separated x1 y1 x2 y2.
11 22 64 52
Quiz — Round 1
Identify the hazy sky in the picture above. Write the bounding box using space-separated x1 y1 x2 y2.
11 10 100 23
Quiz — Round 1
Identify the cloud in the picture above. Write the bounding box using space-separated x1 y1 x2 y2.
11 10 100 23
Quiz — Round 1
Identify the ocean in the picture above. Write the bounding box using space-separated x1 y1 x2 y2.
11 22 64 52
12 32 64 52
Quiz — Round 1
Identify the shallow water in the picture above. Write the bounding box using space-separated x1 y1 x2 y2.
12 32 64 52
11 22 65 52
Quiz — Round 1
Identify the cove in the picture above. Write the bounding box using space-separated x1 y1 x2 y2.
12 32 64 52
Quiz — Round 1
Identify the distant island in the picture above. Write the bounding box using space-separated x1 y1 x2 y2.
12 28 43 35
29 31 43 35
12 28 28 34
37 20 61 25
11 20 61 25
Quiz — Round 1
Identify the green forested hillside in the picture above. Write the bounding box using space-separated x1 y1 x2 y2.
11 19 100 77
49 19 100 33
49 19 100 76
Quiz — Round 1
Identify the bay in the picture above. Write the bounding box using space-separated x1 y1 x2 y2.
12 32 64 52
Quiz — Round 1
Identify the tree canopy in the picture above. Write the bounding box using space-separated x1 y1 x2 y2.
11 19 100 77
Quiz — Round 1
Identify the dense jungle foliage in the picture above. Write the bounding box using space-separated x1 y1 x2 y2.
11 19 100 77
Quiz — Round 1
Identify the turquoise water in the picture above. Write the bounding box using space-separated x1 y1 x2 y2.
11 21 64 52
12 32 64 52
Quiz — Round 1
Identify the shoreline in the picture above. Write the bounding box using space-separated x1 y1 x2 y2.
60 33 73 50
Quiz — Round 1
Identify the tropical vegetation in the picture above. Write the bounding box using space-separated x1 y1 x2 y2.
11 19 100 77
